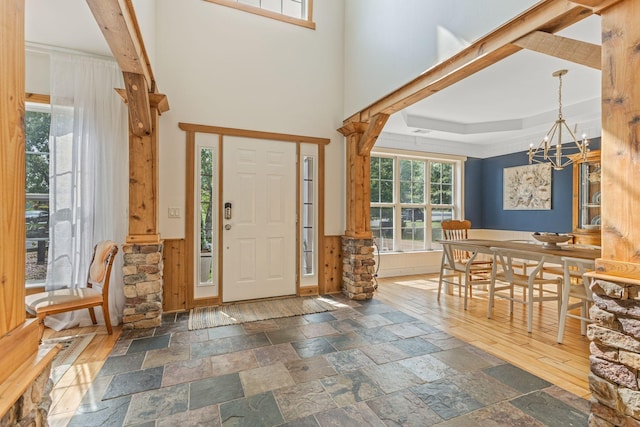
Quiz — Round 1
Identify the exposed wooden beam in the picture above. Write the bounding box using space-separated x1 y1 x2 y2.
86 0 155 91
358 113 389 156
343 0 595 126
513 30 601 70
570 0 624 13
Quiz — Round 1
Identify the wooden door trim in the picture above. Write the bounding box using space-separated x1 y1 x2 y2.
183 126 328 309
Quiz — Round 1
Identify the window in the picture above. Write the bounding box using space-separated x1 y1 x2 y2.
25 102 51 285
370 152 462 252
203 0 315 29
301 155 314 275
300 143 319 287
196 140 219 291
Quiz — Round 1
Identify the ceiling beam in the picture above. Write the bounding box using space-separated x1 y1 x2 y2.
513 30 601 70
86 0 155 92
343 0 596 127
570 0 623 13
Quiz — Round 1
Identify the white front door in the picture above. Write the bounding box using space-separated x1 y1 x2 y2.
222 137 297 302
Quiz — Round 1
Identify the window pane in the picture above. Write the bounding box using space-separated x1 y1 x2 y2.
430 161 454 205
371 207 394 252
302 156 315 276
431 208 453 243
370 180 380 203
399 159 411 181
371 156 394 203
400 181 412 204
379 158 394 180
200 148 215 285
400 208 425 251
400 159 425 204
380 181 393 203
25 109 51 284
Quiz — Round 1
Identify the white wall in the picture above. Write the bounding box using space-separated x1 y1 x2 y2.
155 0 346 239
343 0 539 116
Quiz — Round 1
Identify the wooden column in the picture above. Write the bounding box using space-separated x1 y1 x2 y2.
0 0 26 336
597 0 640 278
127 104 160 243
338 116 388 300
0 1 49 418
342 123 372 238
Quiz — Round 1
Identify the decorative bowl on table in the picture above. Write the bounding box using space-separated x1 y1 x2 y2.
532 232 572 249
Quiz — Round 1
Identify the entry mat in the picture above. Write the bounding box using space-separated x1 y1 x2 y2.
188 296 339 330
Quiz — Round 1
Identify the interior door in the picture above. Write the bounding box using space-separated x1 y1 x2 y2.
222 137 296 302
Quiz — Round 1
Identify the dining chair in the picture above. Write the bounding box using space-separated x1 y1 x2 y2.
440 219 493 288
438 241 492 310
557 256 595 344
487 247 562 333
25 240 118 341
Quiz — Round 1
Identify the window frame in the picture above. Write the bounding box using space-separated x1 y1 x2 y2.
25 97 52 289
370 148 465 253
203 0 315 29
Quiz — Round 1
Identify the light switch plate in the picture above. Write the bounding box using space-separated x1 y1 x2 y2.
168 207 180 218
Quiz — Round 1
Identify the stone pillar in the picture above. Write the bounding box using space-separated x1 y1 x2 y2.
342 236 375 300
0 363 52 426
588 278 640 425
122 242 164 329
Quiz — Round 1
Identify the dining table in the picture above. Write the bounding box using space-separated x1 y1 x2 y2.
439 238 601 333
440 238 601 263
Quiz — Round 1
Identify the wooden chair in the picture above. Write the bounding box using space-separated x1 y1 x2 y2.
438 241 492 310
25 241 118 340
557 257 595 344
440 220 492 291
487 247 562 333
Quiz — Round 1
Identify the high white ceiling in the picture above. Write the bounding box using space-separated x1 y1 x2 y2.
378 15 602 158
25 1 602 159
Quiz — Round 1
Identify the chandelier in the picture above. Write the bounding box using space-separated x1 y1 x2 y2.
528 69 589 170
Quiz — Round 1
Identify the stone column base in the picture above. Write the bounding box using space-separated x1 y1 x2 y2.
122 242 164 329
588 277 640 425
0 363 53 426
341 236 375 300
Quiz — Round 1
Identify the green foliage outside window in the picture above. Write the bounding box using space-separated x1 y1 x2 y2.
25 111 50 195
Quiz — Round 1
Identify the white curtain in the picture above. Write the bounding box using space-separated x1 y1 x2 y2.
46 53 128 331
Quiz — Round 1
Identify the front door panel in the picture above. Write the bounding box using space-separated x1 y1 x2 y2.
222 137 296 302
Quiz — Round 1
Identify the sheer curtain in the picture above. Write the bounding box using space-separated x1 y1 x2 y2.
46 53 128 330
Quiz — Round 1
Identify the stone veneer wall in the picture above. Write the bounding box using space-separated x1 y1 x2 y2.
341 236 375 300
0 365 52 426
588 278 640 425
122 242 164 329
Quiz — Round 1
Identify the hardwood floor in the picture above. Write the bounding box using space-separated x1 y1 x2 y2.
374 274 591 399
44 325 122 427
42 273 591 425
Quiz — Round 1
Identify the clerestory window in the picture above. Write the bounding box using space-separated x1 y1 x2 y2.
203 0 315 29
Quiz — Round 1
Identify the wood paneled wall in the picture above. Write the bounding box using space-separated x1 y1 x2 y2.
162 239 187 312
322 235 343 294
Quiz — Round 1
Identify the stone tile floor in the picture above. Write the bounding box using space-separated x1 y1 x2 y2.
68 295 590 426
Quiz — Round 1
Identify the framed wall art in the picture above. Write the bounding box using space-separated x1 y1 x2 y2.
503 163 551 210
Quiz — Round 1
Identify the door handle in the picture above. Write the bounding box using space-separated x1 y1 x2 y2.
225 224 232 230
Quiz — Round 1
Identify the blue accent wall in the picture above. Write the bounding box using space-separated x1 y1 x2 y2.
464 138 600 232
